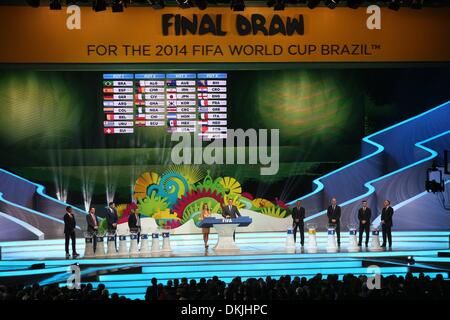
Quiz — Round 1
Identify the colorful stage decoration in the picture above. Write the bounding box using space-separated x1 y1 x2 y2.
127 167 290 229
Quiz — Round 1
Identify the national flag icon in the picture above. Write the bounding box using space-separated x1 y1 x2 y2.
135 120 146 127
167 93 176 99
198 80 207 86
167 113 176 120
103 80 113 86
198 107 208 113
167 100 176 107
104 128 114 134
135 94 143 100
198 100 208 106
103 87 114 93
103 108 114 113
103 95 114 100
201 126 208 133
106 114 115 120
197 120 207 126
166 127 175 133
198 93 208 99
167 107 177 113
169 120 177 126
135 100 144 106
137 87 145 93
200 113 208 120
166 88 177 93
197 86 207 92
135 114 146 120
166 80 176 86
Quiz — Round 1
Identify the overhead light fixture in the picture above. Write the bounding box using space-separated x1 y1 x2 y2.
194 0 208 10
176 0 193 8
92 0 107 12
148 0 165 9
50 0 62 9
388 0 401 10
112 0 124 12
307 0 320 9
325 0 339 9
230 0 245 11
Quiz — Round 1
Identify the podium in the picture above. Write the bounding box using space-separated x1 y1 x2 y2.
326 224 338 253
118 235 128 256
83 233 95 258
199 217 252 251
370 226 383 252
106 233 117 256
306 223 318 253
94 234 105 257
285 227 296 253
347 224 359 252
129 232 139 257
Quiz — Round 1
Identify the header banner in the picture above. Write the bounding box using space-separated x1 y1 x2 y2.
0 6 449 63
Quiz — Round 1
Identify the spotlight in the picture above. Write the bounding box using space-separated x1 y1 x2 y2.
347 0 362 8
230 0 245 11
194 0 208 9
148 0 165 9
325 0 339 9
176 0 193 8
307 0 320 9
112 0 124 12
92 0 107 11
50 0 62 9
388 0 401 10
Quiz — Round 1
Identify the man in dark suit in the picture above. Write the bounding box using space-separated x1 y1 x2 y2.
128 207 141 243
357 200 371 247
105 202 118 250
105 202 118 234
222 199 241 219
222 199 241 241
86 207 99 252
64 206 79 259
381 200 394 248
327 198 342 246
291 200 305 246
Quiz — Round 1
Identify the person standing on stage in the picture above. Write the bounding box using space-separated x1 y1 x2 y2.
381 200 394 248
222 199 241 241
105 202 118 250
64 206 79 259
128 207 141 243
357 200 371 247
200 203 212 249
291 200 305 246
105 202 118 234
327 198 342 247
86 207 99 252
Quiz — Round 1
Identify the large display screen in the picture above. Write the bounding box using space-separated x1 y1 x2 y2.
0 67 448 209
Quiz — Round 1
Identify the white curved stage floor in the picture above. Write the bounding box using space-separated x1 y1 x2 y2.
0 231 449 260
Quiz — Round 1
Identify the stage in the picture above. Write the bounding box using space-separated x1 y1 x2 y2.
1 231 449 300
